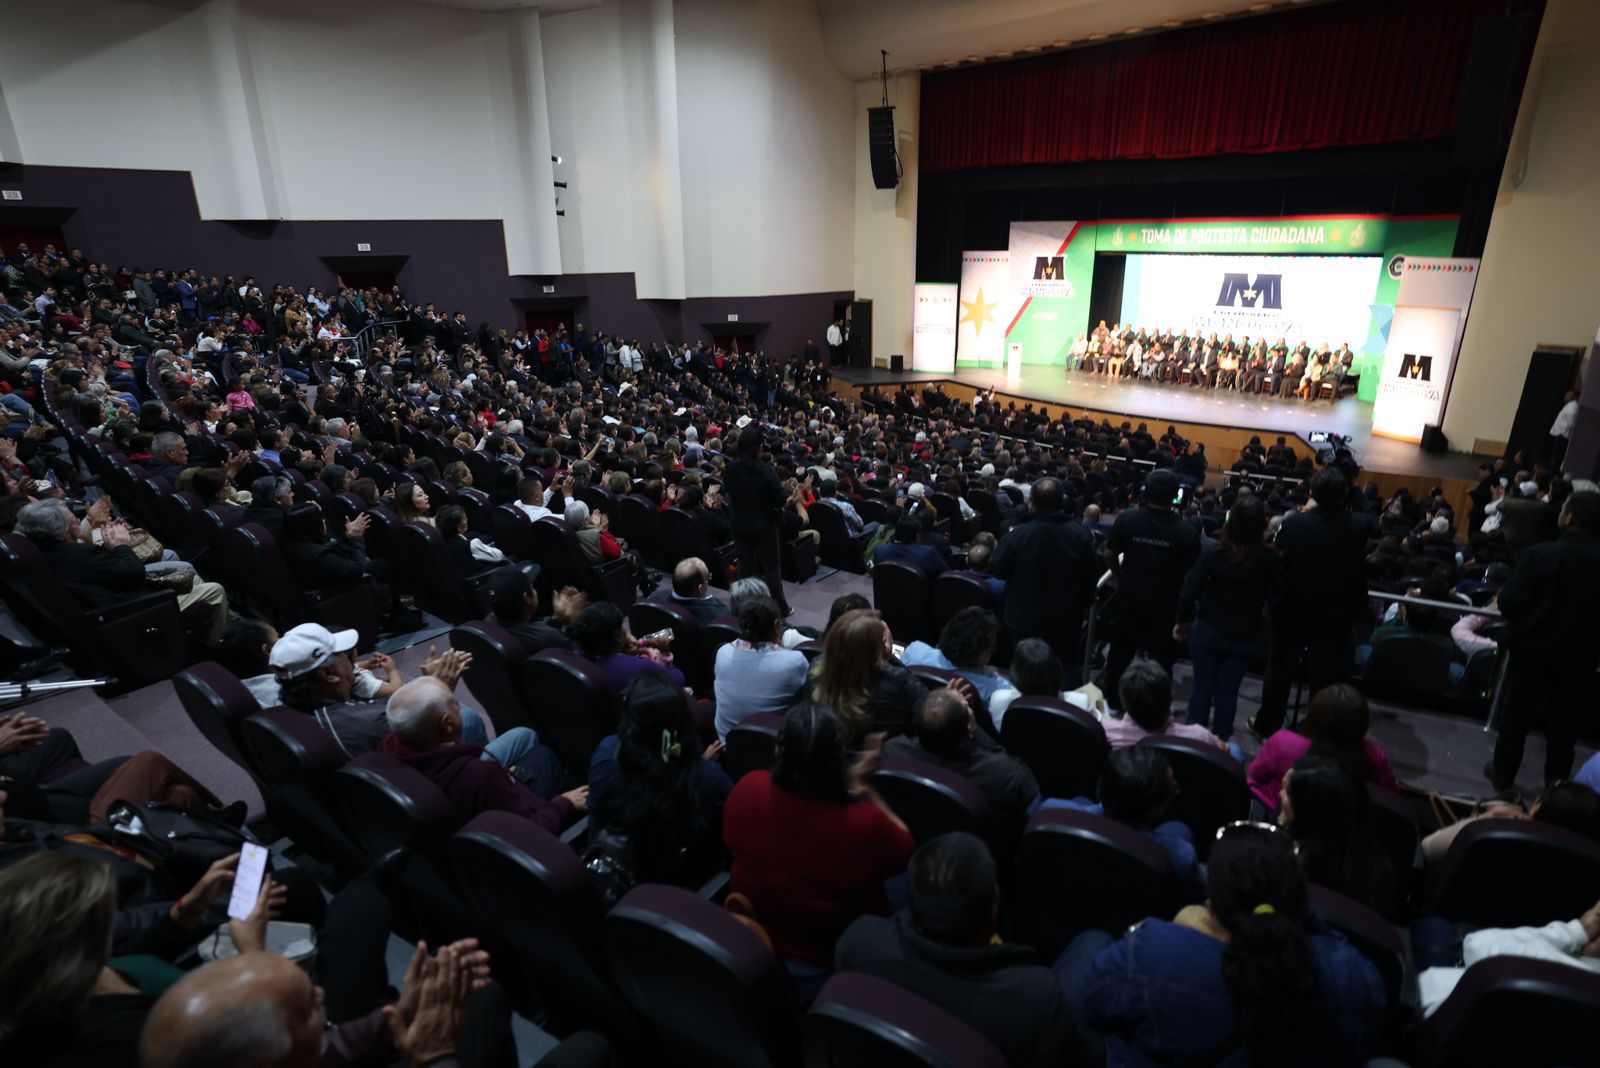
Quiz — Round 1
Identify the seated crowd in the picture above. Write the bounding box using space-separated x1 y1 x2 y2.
3 240 1600 1067
1065 320 1358 400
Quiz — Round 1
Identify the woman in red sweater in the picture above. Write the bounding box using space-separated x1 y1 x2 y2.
722 701 913 997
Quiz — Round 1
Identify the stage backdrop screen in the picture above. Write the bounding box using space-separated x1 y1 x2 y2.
1119 254 1383 350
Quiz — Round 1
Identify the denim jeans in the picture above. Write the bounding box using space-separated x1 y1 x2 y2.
1185 618 1258 742
481 725 562 799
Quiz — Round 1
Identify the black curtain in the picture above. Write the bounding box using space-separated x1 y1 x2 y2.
1087 254 1126 334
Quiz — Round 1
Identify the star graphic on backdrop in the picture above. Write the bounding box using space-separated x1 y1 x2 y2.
960 288 998 336
1330 227 1344 242
1128 231 1140 243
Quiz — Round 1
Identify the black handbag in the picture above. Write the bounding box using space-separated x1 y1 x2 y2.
100 800 258 891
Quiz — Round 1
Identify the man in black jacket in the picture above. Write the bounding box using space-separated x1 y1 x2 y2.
723 425 790 616
1490 491 1600 788
992 478 1099 672
835 831 1102 1068
1253 467 1377 736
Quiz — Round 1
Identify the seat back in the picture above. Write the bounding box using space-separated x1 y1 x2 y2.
613 495 661 560
450 812 643 1045
701 614 742 667
1137 735 1250 858
1423 818 1600 927
1362 635 1458 705
627 599 708 694
521 650 619 773
605 883 801 1068
965 490 1002 534
1417 957 1600 1068
872 561 931 645
1014 808 1175 957
457 486 494 533
333 752 459 862
239 708 360 871
1367 783 1421 900
805 972 1008 1068
723 712 782 784
1306 885 1407 1010
930 572 993 635
224 522 306 625
810 501 866 573
171 662 263 776
162 490 209 556
450 622 534 735
868 755 990 844
999 696 1108 801
398 522 491 623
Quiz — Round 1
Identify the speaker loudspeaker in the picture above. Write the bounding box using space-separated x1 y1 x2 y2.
1420 424 1450 455
868 107 897 190
890 354 904 373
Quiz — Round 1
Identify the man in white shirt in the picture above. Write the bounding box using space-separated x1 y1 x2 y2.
1550 389 1579 469
825 319 845 367
514 475 552 521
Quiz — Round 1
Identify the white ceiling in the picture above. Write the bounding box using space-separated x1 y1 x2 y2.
814 0 1328 80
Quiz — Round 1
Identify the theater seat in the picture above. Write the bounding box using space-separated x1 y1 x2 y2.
723 712 782 784
810 501 872 574
660 507 739 588
522 650 619 774
172 661 263 777
1416 957 1600 1068
398 521 493 624
999 696 1108 801
332 752 458 862
1013 807 1175 957
872 561 931 645
1307 884 1409 1012
1422 818 1600 928
605 883 801 1068
449 621 535 735
1137 734 1250 858
450 812 645 1048
868 755 989 844
930 572 993 635
238 708 363 878
628 599 709 694
805 972 1008 1068
224 522 380 648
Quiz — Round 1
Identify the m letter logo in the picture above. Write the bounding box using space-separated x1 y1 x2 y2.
1397 353 1433 381
1216 273 1282 309
1033 255 1064 280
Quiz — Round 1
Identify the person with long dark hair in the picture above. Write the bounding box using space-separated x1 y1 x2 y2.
722 701 913 995
1248 684 1401 809
1279 756 1398 917
722 425 791 616
1175 494 1278 741
587 673 731 888
1061 824 1385 1067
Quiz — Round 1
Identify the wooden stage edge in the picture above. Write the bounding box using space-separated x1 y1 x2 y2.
830 370 1482 530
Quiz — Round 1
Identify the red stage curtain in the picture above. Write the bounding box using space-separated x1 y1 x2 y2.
920 0 1525 172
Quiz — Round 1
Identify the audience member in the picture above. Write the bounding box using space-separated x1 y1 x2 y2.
1102 657 1233 755
648 557 727 624
806 608 925 738
1277 756 1398 917
992 478 1099 667
902 607 1019 712
1103 469 1200 705
712 594 808 738
1247 684 1401 809
569 600 684 694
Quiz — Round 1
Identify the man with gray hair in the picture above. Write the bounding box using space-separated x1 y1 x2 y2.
244 474 293 534
648 556 726 624
19 498 230 643
145 431 191 481
380 676 584 831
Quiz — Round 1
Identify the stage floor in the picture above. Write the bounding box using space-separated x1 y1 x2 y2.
836 365 1485 481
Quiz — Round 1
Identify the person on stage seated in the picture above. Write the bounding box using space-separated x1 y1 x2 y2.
1068 334 1088 371
1279 349 1307 398
1141 343 1165 381
1177 340 1197 384
1328 343 1355 395
1084 333 1103 374
1123 335 1143 378
1194 342 1217 388
1262 347 1286 395
1105 338 1126 378
1298 349 1330 400
1238 345 1265 394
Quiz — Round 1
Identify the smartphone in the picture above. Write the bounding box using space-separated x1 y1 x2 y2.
643 627 675 644
891 643 906 659
227 841 271 921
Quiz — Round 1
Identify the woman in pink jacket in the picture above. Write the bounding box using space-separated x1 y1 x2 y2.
1248 684 1401 809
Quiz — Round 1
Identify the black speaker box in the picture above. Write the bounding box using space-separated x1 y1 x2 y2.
868 107 897 190
890 354 904 373
847 301 873 368
1421 424 1449 454
1455 14 1534 164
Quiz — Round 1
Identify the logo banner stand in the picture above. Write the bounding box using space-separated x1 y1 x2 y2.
911 283 958 373
1372 258 1480 443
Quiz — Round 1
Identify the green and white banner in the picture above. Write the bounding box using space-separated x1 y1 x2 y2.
1097 216 1388 256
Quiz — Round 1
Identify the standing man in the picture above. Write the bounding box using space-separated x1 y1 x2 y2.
825 318 846 369
1489 491 1600 789
723 425 792 617
1252 467 1377 737
992 477 1100 673
1549 389 1579 470
1102 469 1200 707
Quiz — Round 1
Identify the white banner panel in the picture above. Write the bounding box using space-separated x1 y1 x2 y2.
957 251 1010 366
912 283 958 373
1008 221 1079 299
1119 254 1382 349
1372 257 1480 442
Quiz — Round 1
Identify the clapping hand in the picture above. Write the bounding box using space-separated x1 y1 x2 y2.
0 713 50 756
420 646 472 689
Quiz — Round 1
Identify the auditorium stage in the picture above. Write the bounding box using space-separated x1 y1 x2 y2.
834 364 1486 483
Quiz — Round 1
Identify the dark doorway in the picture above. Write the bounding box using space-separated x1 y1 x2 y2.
321 255 407 294
336 268 398 291
1087 254 1127 332
524 308 576 337
713 333 759 355
0 224 69 259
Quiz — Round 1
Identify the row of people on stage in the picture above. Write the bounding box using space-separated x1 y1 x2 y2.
1065 322 1357 400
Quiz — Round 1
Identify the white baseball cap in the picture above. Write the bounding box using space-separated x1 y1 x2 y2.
270 623 358 679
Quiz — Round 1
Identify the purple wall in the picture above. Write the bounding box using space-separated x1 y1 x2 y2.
0 164 852 358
